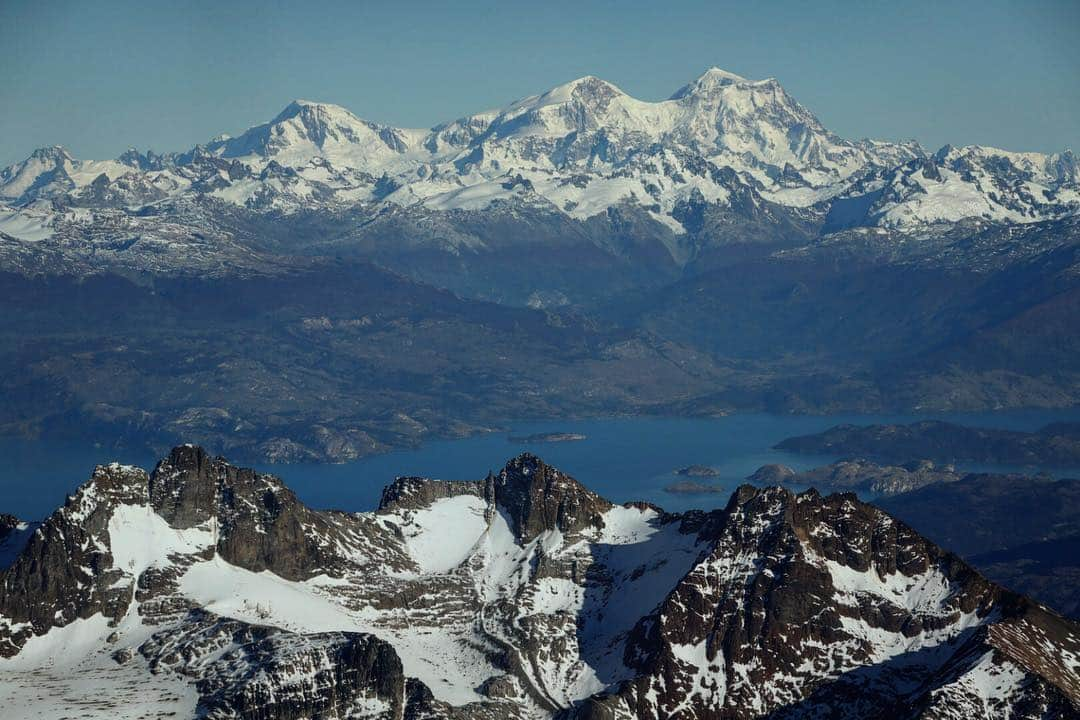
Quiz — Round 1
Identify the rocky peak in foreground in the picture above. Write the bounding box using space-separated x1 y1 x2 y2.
148 443 342 579
1 445 1077 719
378 452 613 543
582 484 1080 718
491 453 613 542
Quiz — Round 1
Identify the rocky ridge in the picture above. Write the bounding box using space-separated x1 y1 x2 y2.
1 446 1077 719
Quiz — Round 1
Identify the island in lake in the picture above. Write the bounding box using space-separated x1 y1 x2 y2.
508 432 587 444
664 479 726 495
675 464 720 477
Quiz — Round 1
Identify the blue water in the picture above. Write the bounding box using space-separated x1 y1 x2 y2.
3 409 1080 521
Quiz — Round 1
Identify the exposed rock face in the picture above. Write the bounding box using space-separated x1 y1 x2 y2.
378 453 614 544
0 514 19 536
573 486 1080 719
141 611 439 720
150 444 340 580
1 447 1078 720
378 476 485 513
0 462 149 652
489 453 612 542
0 514 35 570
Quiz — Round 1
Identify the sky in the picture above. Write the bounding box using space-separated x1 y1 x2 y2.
1 0 1078 166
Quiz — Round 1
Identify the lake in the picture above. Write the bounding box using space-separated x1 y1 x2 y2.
3 409 1080 521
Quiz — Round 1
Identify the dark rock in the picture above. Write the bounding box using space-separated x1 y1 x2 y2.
0 462 147 654
150 445 342 581
111 647 134 664
377 477 484 513
3 445 1079 717
489 453 612 542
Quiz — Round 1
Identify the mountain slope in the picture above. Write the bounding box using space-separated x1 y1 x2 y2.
1 447 1077 719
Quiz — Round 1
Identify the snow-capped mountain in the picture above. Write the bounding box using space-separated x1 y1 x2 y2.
0 145 135 205
1 68 1075 247
1 446 1077 719
828 144 1080 230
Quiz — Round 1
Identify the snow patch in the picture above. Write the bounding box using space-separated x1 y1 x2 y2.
398 495 488 574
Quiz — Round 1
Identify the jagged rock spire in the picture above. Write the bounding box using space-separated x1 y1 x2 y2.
490 452 612 542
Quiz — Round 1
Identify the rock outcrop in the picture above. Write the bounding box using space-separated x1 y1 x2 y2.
1 447 1077 719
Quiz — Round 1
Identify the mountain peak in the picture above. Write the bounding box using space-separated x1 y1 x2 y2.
29 145 74 161
491 453 612 541
4 446 1080 716
537 75 627 105
210 98 414 163
669 66 754 99
697 66 750 84
271 98 357 124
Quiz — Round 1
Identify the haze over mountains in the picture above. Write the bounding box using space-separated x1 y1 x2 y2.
1 68 1079 461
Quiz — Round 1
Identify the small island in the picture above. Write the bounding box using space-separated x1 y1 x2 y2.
508 432 587 444
664 480 726 495
675 464 720 477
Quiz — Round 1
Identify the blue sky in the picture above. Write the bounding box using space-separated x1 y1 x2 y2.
1 0 1077 166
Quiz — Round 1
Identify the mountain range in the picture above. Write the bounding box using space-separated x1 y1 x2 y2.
1 446 1078 719
1 68 1079 461
3 69 1076 239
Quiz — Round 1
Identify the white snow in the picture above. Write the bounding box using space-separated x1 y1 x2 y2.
396 495 489 573
107 505 216 578
942 648 1027 709
179 554 494 706
0 611 200 719
9 68 1030 232
0 205 55 241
